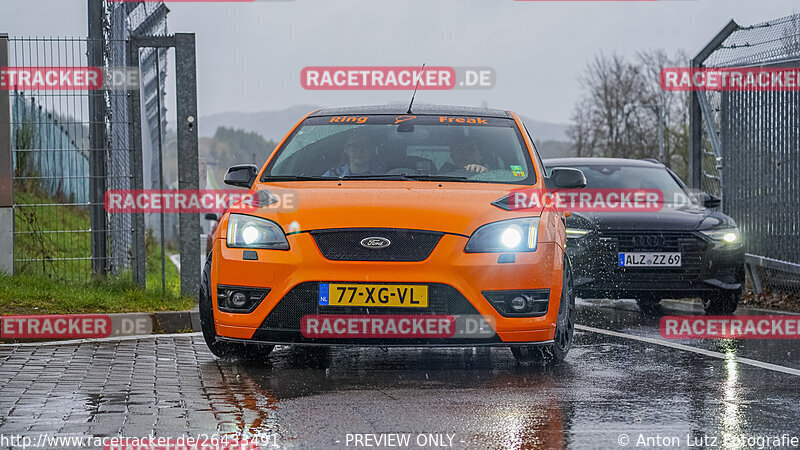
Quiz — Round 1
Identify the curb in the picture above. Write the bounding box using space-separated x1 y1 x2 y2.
0 309 201 343
0 332 203 347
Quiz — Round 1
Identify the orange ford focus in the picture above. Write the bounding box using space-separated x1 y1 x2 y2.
200 105 586 364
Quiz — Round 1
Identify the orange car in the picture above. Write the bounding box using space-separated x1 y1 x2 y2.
200 105 586 364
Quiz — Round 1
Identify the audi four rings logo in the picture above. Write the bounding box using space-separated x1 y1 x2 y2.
633 235 666 248
360 237 392 249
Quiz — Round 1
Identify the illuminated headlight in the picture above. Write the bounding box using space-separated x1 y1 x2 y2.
465 218 539 253
226 214 289 250
700 227 741 246
566 228 591 239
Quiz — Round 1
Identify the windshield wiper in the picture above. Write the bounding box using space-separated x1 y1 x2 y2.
400 174 469 182
261 175 338 181
339 174 410 180
339 174 470 182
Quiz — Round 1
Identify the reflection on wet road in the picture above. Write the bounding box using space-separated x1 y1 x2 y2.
0 299 798 448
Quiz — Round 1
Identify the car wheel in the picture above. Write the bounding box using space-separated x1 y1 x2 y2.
511 257 576 365
199 254 274 360
702 291 741 315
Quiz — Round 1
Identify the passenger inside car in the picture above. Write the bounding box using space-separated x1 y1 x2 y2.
439 141 488 174
323 134 386 176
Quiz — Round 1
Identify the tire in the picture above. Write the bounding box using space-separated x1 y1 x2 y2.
511 257 576 365
199 254 274 360
702 290 740 315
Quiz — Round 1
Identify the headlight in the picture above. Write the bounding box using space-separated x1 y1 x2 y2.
700 227 741 245
465 218 539 253
226 214 289 250
566 227 591 239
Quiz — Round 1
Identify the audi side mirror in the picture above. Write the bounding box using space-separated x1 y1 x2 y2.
546 167 587 189
224 164 258 189
697 192 721 208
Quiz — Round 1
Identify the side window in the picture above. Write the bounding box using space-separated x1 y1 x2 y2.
521 123 546 181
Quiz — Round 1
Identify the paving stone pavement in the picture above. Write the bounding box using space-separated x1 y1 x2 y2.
0 335 281 446
1 322 800 449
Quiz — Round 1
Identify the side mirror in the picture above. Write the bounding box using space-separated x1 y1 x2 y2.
697 192 721 208
204 213 218 221
224 164 258 189
547 167 587 189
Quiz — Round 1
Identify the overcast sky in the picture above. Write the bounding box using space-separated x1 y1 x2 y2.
1 1 798 124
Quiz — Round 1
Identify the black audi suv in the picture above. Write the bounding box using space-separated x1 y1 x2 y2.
543 158 745 314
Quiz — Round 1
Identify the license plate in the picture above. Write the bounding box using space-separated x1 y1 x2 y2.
319 283 428 307
618 253 682 267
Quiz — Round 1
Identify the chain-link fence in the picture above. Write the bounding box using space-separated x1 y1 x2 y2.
692 13 800 297
5 1 170 283
8 37 125 282
105 2 170 276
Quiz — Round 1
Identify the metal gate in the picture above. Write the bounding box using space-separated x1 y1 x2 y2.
1 1 200 299
690 13 800 295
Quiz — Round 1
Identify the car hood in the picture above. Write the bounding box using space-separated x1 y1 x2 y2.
243 181 543 236
567 205 736 232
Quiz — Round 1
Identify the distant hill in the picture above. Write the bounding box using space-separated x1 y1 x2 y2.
199 105 571 143
198 105 319 141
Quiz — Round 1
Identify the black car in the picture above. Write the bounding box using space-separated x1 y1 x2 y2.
543 158 745 314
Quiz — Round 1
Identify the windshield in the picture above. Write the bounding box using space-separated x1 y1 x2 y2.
549 164 694 205
264 115 536 184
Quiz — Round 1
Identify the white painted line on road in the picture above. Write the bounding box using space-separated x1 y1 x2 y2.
0 332 202 348
577 324 800 377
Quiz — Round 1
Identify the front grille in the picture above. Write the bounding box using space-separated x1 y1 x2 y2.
590 231 708 284
310 229 443 262
259 282 479 331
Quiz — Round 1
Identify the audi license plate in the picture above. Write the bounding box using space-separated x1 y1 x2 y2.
618 253 681 267
319 283 428 307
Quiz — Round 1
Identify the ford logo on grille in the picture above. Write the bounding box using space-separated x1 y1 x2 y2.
360 237 391 249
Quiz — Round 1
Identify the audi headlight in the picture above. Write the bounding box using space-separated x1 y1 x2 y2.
465 218 539 253
700 227 741 245
566 227 591 239
226 214 289 250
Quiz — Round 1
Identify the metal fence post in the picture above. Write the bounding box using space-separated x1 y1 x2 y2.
127 40 147 288
689 90 702 190
0 33 13 274
689 20 738 191
88 0 108 277
175 33 201 300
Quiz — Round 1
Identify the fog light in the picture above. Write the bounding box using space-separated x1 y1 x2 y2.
510 296 527 311
216 285 270 313
229 291 249 308
483 289 550 317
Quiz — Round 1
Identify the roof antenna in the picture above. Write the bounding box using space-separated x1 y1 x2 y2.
407 63 426 114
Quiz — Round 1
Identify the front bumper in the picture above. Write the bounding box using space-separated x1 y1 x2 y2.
210 232 564 345
567 230 745 299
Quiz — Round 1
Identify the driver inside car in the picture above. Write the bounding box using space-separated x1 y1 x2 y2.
439 141 488 174
323 135 386 177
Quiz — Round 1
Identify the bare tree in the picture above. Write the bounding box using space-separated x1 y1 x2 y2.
567 50 691 179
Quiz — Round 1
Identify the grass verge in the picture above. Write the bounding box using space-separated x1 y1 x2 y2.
0 273 194 315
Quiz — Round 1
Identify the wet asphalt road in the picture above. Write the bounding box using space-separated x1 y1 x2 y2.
1 300 799 449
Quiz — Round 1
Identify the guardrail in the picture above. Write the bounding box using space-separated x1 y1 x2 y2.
745 254 800 295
